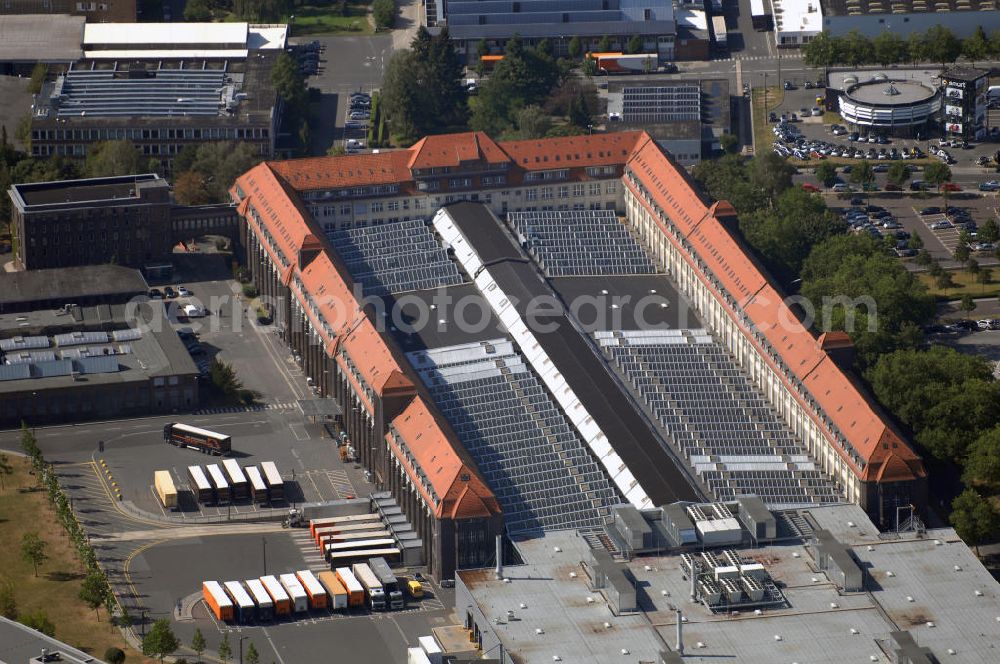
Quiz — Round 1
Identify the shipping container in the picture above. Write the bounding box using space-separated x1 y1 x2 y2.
223 580 256 624
317 571 348 610
328 547 401 567
164 422 231 455
313 522 386 545
369 557 404 609
153 470 177 510
295 569 328 610
750 0 772 30
352 562 386 610
259 575 292 616
244 578 274 622
278 573 309 613
203 581 234 622
335 567 365 607
187 465 213 504
221 459 249 501
244 465 268 503
259 461 284 503
205 464 230 505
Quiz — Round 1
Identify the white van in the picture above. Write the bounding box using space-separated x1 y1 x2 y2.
832 183 853 193
183 304 206 318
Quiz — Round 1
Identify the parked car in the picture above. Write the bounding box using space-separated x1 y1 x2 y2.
148 288 163 300
832 183 853 192
164 286 177 298
811 107 823 116
177 286 192 297
769 111 779 122
802 183 821 192
885 183 902 191
783 80 795 90
978 319 995 330
979 180 1000 192
930 220 953 230
942 183 962 192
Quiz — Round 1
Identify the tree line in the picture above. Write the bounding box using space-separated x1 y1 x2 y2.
804 26 1000 68
692 154 1000 550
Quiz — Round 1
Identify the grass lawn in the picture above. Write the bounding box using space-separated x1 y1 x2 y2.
920 269 1000 301
289 2 372 35
751 86 784 154
0 456 150 662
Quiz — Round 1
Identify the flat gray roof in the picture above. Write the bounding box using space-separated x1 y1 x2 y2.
845 79 937 105
0 616 103 663
0 302 197 393
0 15 84 63
12 174 163 208
460 504 1000 663
0 266 147 306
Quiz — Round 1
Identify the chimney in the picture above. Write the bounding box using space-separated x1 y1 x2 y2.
676 609 684 655
495 534 503 579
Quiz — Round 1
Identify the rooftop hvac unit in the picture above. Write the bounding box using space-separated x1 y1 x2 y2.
720 577 744 603
698 578 721 605
742 575 765 602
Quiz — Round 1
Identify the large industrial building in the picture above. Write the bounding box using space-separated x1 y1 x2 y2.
428 0 677 62
0 0 135 22
456 501 1000 663
28 23 287 170
0 266 199 426
820 0 998 39
231 129 927 585
828 70 942 137
9 174 238 272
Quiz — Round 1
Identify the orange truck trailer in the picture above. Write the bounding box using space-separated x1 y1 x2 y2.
295 569 328 610
309 514 380 540
203 580 234 622
259 575 292 616
317 571 348 610
335 566 366 607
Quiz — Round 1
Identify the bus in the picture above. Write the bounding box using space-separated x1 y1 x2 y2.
163 423 231 456
221 459 249 501
751 0 772 31
187 465 213 504
205 464 230 505
260 461 284 503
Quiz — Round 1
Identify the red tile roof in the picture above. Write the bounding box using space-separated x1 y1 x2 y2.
501 131 645 170
407 132 509 170
625 137 925 483
387 397 501 520
270 151 413 191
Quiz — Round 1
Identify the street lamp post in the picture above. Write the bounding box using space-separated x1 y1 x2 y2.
239 635 247 664
262 537 267 575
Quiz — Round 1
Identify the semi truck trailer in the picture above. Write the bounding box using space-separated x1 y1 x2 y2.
244 578 274 621
369 557 404 610
296 569 328 610
278 573 309 613
317 571 348 609
203 581 234 622
221 459 249 501
223 580 255 624
244 465 267 503
335 567 365 607
352 562 386 611
260 461 284 503
153 470 177 510
259 575 292 616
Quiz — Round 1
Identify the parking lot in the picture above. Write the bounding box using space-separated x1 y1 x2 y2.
0 264 447 662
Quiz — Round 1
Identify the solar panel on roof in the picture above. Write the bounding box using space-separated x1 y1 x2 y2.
0 364 31 381
76 355 120 374
51 69 230 118
33 359 74 378
0 335 50 351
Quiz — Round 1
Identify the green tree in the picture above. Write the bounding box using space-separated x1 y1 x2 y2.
104 647 126 664
209 358 243 398
850 159 875 192
886 161 910 188
567 90 591 128
20 532 47 577
802 234 934 367
923 160 952 200
246 642 260 664
990 30 1000 59
0 453 11 491
815 161 838 188
84 140 140 178
270 52 308 125
872 32 906 66
191 629 206 661
626 35 644 54
749 152 795 208
923 26 962 65
476 38 489 58
691 153 768 214
514 105 552 139
960 293 977 317
949 489 999 555
841 31 874 67
867 346 1000 460
173 171 213 206
963 26 990 64
217 632 232 663
373 0 396 29
802 31 841 67
568 36 582 59
720 133 740 155
183 0 213 21
142 619 179 662
0 577 17 620
739 186 847 284
27 63 47 94
79 570 108 620
964 427 1000 488
978 218 999 244
954 243 970 264
907 31 928 63
19 608 55 636
597 35 612 53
